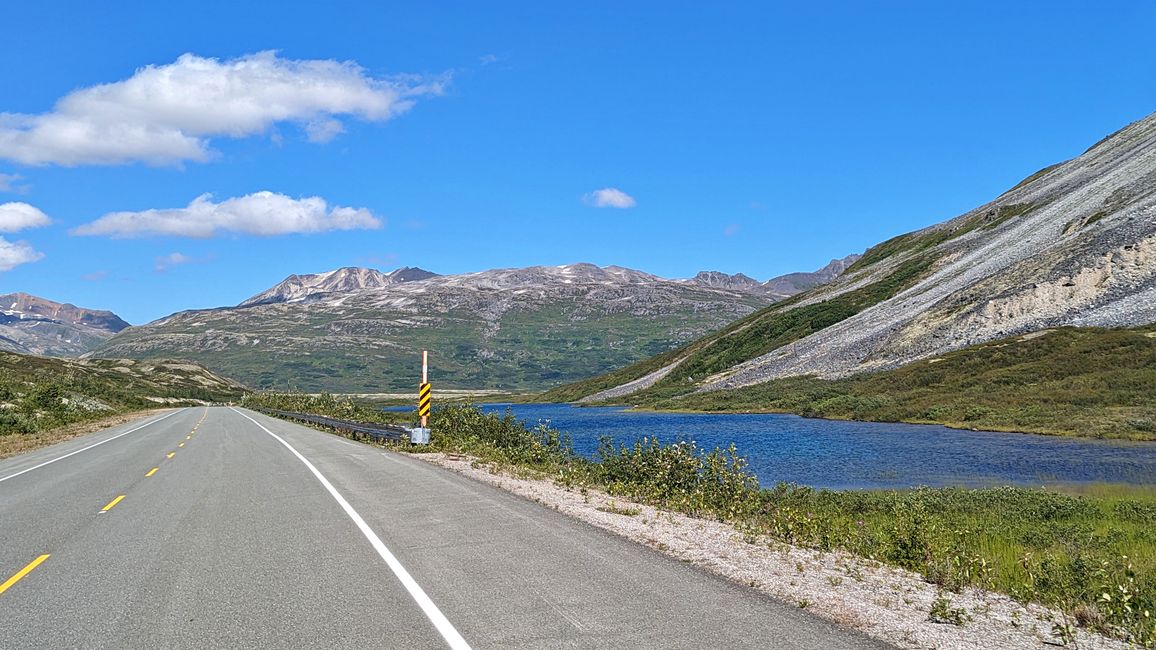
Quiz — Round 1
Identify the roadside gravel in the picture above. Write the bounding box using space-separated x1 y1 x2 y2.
413 452 1130 650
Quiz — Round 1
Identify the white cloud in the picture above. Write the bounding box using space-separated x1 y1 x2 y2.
0 237 42 271
0 201 52 232
583 187 636 209
72 190 383 238
0 51 446 166
155 252 194 272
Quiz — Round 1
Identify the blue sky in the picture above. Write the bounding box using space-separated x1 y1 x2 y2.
0 1 1153 324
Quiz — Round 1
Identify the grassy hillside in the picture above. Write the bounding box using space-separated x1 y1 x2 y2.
0 352 247 436
630 326 1156 440
97 291 769 393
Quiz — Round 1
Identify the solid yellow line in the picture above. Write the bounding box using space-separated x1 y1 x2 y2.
0 554 50 596
101 495 126 512
167 452 175 459
145 467 158 477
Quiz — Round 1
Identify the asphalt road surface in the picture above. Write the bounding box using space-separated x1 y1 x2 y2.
0 407 892 649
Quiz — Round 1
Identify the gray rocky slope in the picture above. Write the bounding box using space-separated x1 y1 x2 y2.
701 111 1156 391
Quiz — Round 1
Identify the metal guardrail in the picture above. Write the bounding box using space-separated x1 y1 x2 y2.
257 408 413 444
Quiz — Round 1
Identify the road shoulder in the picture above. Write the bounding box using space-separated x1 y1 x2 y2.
409 451 1129 650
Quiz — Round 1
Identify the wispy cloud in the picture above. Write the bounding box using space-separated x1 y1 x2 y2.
82 270 109 281
723 224 742 237
583 187 636 209
0 202 51 232
155 252 194 272
71 190 382 238
0 51 448 166
0 173 29 193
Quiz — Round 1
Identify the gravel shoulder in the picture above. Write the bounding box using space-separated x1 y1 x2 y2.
411 451 1130 650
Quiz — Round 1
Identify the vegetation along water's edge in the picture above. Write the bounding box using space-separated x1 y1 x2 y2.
249 394 1155 647
554 325 1156 442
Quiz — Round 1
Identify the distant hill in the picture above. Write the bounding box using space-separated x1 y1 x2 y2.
545 110 1156 414
0 293 130 357
91 260 855 392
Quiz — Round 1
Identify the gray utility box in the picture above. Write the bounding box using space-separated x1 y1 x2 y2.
409 427 431 445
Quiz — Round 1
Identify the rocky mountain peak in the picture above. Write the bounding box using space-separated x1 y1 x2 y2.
761 254 863 298
239 266 440 307
1 292 130 332
0 292 130 357
690 271 762 290
812 255 862 280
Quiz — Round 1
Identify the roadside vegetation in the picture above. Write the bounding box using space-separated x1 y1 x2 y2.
0 352 245 440
240 391 414 426
257 395 1155 646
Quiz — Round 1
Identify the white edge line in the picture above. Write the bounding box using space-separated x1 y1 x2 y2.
0 409 183 484
230 407 471 650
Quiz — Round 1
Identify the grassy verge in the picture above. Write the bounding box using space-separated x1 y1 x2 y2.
257 395 1155 645
632 326 1156 441
0 409 168 460
0 352 245 438
239 392 416 426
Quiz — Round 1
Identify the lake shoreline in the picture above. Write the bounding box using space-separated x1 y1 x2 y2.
477 403 1156 490
594 402 1156 443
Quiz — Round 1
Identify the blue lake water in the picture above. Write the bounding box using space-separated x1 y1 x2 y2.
468 403 1156 490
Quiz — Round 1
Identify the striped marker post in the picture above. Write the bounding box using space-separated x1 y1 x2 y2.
419 350 431 428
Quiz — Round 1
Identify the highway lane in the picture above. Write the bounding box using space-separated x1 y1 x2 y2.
0 406 891 649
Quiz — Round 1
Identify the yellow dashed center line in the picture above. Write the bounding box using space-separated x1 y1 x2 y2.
145 467 159 477
178 442 185 448
167 452 175 459
186 435 192 440
100 495 126 512
0 554 50 596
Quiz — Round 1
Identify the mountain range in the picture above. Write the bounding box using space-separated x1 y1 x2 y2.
88 258 857 391
0 293 130 357
549 110 1156 404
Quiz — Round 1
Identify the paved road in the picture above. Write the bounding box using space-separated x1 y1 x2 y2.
0 407 891 649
